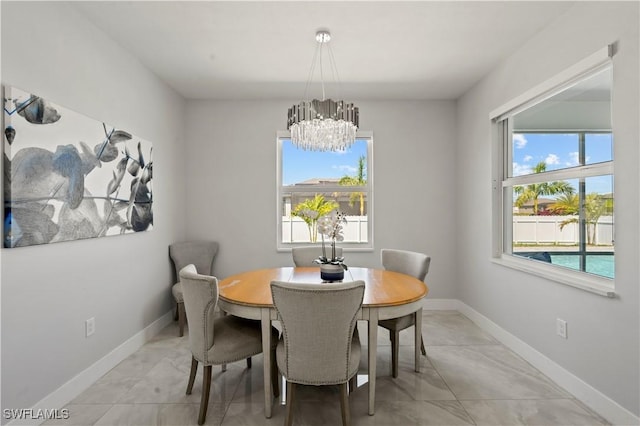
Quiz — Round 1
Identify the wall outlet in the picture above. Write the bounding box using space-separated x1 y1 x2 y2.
556 318 567 339
85 317 96 337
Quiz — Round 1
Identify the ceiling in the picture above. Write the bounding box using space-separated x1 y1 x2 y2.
72 1 575 101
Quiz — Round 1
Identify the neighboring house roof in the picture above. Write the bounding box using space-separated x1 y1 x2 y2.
520 198 555 208
286 178 341 186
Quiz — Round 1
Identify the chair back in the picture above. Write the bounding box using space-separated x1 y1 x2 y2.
292 246 343 267
271 280 364 385
381 249 431 281
170 241 218 277
179 264 218 363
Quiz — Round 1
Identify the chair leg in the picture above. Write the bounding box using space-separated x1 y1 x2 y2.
271 351 279 398
186 356 198 395
198 365 212 425
177 302 186 337
285 381 295 426
420 334 427 356
246 357 252 369
339 383 351 426
348 376 356 393
390 330 400 378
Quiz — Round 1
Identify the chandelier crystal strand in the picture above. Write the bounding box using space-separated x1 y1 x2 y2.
287 30 359 152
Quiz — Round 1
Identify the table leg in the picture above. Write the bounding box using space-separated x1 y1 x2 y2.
261 308 273 418
368 309 378 416
414 308 423 373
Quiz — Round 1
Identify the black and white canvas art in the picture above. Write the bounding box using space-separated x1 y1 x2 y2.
3 86 153 248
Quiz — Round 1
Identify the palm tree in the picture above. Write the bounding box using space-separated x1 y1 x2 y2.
549 193 579 215
584 193 608 244
338 155 367 215
555 193 607 245
514 161 574 214
292 194 338 242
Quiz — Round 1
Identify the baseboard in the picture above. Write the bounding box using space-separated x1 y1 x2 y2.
456 301 639 426
7 310 174 426
422 298 459 311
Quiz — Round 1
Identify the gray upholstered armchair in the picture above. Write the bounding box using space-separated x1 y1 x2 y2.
291 245 343 267
378 248 431 378
180 265 279 425
169 241 218 336
271 280 365 426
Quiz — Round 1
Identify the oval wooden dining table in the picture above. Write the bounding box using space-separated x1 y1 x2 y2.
218 266 428 418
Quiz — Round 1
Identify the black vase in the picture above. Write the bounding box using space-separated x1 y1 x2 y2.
320 263 344 282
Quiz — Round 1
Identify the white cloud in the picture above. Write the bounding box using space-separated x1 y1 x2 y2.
566 151 589 167
512 162 532 176
545 153 560 165
513 134 528 149
523 155 533 162
567 152 580 166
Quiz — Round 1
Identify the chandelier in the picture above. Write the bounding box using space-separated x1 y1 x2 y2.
287 30 359 152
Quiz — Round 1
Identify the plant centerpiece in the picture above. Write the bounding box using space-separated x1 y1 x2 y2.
314 211 348 281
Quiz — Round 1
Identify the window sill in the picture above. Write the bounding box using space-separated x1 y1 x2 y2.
491 255 615 298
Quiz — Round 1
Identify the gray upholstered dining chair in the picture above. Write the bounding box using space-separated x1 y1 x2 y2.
271 280 365 426
180 265 279 425
169 241 218 336
379 248 431 378
291 245 343 266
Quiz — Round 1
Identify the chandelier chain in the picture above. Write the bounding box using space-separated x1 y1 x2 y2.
302 41 321 102
319 42 326 101
326 42 343 101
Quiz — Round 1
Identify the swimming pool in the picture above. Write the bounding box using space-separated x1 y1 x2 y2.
550 254 614 279
515 252 614 279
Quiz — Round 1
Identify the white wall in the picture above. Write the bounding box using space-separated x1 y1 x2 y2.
456 1 639 419
0 1 186 414
183 100 457 299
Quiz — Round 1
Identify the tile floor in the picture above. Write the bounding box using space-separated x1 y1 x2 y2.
44 311 609 425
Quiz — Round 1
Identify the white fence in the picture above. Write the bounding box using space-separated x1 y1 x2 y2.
282 216 368 243
282 214 613 246
513 215 613 245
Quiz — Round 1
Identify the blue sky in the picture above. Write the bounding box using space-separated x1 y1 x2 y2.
282 139 368 185
512 133 613 194
283 133 612 193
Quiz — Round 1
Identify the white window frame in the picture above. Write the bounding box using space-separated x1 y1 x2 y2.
276 130 374 252
489 46 615 297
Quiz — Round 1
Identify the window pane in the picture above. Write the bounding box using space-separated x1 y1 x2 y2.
512 133 579 176
282 139 368 185
512 132 613 176
280 136 370 247
512 178 577 216
585 133 613 164
511 174 614 278
584 174 614 250
512 177 580 254
280 192 368 244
